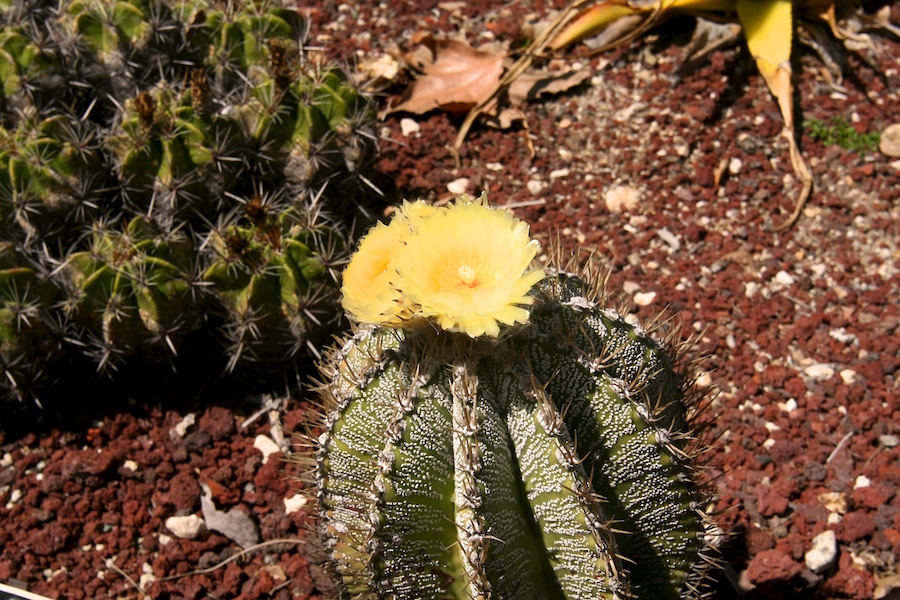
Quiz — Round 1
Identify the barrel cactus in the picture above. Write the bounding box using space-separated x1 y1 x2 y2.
0 0 379 407
306 194 720 599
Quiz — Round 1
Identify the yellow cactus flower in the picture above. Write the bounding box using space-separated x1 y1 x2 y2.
340 200 441 324
340 220 406 324
397 198 544 337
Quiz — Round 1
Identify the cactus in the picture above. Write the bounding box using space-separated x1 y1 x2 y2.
305 195 719 599
0 0 379 407
0 241 67 404
61 215 201 370
203 199 347 370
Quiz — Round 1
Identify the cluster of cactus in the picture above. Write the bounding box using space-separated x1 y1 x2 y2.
0 0 379 407
304 197 719 599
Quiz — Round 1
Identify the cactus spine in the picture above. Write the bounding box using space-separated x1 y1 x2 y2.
307 196 719 599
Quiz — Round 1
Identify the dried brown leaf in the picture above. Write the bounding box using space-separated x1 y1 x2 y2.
389 35 592 129
507 68 592 106
387 36 505 115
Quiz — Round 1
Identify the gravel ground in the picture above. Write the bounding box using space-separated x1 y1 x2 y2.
1 1 899 598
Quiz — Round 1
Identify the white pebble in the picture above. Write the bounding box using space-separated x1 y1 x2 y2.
840 369 858 384
633 291 657 306
253 434 282 464
447 178 470 195
122 460 139 472
804 364 835 380
526 179 544 195
171 413 196 439
879 434 899 448
399 118 420 136
854 475 870 489
165 514 206 539
605 185 641 213
774 270 795 286
805 530 838 573
777 399 798 413
728 157 743 174
284 494 308 515
5 488 22 510
656 228 680 251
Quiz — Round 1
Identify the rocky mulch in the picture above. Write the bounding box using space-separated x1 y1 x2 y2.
2 0 899 598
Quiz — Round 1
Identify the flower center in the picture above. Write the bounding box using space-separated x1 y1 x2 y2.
457 264 477 287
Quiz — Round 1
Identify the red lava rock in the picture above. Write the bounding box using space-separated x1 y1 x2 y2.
746 526 776 554
199 406 236 441
821 553 876 600
745 548 803 585
851 482 895 509
835 511 877 543
757 484 791 518
30 521 73 556
162 470 201 512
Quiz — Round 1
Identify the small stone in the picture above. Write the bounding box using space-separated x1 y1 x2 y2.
359 53 400 82
656 228 680 251
778 399 798 413
526 179 543 195
805 530 838 573
171 413 196 440
879 123 900 157
728 157 743 174
819 491 850 514
284 494 308 515
622 281 641 294
633 291 657 306
854 475 870 489
879 434 899 448
695 372 712 388
840 369 858 384
605 185 641 213
447 178 470 195
549 168 569 179
746 548 802 584
253 434 281 464
805 363 835 380
122 459 138 472
165 514 206 539
774 270 795 286
399 118 420 136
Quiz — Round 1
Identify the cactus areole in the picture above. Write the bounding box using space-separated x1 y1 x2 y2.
311 194 719 599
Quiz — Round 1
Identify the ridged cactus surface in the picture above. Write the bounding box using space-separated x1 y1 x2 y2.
304 195 719 599
314 281 717 599
0 0 379 407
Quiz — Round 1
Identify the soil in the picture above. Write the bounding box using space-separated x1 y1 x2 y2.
2 1 899 599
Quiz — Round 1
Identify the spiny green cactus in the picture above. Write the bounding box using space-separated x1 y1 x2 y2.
0 0 378 408
61 215 200 369
0 241 67 404
303 197 720 599
203 200 346 368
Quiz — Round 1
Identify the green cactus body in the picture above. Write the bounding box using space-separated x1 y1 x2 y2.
0 0 376 405
0 114 108 247
315 272 715 600
203 205 345 369
64 216 198 366
0 242 65 401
